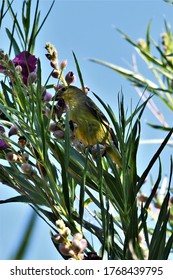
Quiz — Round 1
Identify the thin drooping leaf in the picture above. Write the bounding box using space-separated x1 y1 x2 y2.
28 0 55 53
149 192 170 259
6 0 25 47
0 195 31 204
137 127 173 190
73 51 85 91
10 211 37 260
6 25 21 56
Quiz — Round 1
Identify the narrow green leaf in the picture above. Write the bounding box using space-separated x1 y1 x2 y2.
163 231 173 259
146 19 152 51
79 150 88 227
6 27 21 55
73 51 85 91
137 127 173 190
28 0 55 53
6 0 25 46
0 195 30 204
28 0 39 53
140 205 150 248
0 0 5 28
149 192 170 257
10 211 37 260
149 211 169 259
34 0 55 37
22 0 31 45
143 158 162 210
147 123 172 131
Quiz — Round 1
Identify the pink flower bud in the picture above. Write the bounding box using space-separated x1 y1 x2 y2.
49 123 59 132
64 227 71 237
52 70 60 79
27 71 37 84
73 233 83 241
53 130 64 140
0 126 5 134
80 239 87 251
18 136 27 147
58 243 71 256
52 234 64 244
91 144 106 159
43 91 52 102
60 59 67 70
5 152 18 162
84 86 90 94
65 71 76 85
22 152 29 161
21 163 33 174
56 219 65 229
8 125 18 137
15 65 22 72
71 239 83 254
50 61 58 69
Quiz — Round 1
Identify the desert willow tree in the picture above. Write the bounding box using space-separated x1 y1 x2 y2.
0 0 173 260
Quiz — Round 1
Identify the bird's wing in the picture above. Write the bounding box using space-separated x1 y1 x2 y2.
85 97 119 149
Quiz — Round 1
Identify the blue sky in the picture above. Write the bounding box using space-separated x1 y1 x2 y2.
1 0 173 259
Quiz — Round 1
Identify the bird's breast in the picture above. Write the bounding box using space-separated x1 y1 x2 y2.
69 109 108 146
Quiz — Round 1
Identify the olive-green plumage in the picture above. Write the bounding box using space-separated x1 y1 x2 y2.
55 85 122 167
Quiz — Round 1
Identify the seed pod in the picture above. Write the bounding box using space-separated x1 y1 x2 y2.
60 59 67 70
52 234 64 244
90 144 106 159
50 60 58 69
52 70 60 79
53 130 64 140
18 136 27 148
22 152 29 161
58 243 71 256
21 163 33 174
65 71 76 85
0 126 5 134
8 125 18 137
6 152 18 162
27 71 37 84
73 233 83 241
71 239 83 254
43 91 52 102
56 219 65 229
49 122 59 132
80 239 87 251
63 227 71 237
84 86 90 94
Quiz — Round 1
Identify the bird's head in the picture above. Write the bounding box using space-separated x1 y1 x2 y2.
54 85 84 104
55 85 74 100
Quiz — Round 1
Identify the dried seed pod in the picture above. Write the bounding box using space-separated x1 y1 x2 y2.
53 130 64 140
21 163 33 174
6 152 18 162
65 71 76 85
8 125 18 137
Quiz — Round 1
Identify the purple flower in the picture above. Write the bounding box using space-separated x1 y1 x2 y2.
0 139 8 150
13 51 38 85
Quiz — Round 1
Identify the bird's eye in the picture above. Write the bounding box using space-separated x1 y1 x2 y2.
61 87 66 92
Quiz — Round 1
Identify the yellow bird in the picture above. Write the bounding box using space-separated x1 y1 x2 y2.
55 85 122 167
